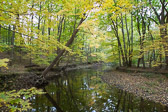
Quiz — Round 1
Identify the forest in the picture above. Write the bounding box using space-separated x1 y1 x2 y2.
0 0 168 111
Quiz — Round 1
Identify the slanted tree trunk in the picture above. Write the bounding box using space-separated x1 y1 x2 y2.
42 18 85 77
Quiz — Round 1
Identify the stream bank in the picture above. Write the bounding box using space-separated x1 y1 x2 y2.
28 67 168 112
102 70 168 107
0 62 103 91
1 65 168 111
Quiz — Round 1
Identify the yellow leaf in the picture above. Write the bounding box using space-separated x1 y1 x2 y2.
0 58 9 68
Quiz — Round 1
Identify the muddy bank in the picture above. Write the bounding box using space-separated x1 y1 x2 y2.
102 70 168 107
0 62 103 91
28 62 102 72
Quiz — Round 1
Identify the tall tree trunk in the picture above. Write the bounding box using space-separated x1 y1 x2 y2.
0 25 1 40
11 25 15 65
130 13 134 67
137 9 146 68
125 14 132 67
6 27 8 44
38 2 41 30
42 20 45 35
121 13 128 66
137 11 141 68
141 13 146 68
118 46 121 67
147 19 156 67
57 16 64 54
164 8 168 68
111 18 126 66
8 25 11 45
30 13 34 65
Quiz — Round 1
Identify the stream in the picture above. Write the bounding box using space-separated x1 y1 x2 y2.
28 66 168 112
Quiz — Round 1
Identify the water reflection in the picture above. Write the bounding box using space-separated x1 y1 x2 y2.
29 68 168 112
43 88 63 112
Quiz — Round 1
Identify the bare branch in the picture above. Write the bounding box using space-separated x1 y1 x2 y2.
147 17 159 24
149 0 161 23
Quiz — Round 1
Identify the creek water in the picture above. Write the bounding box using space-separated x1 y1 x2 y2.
29 66 168 112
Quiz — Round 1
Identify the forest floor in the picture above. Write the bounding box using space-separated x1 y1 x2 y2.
102 69 168 107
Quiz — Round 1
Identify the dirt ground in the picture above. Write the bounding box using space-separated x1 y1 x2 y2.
102 70 168 107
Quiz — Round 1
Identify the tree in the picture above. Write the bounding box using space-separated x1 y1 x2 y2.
149 0 168 68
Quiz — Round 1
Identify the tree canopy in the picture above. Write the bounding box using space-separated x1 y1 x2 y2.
0 0 167 73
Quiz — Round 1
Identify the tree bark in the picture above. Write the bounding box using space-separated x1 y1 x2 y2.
121 13 128 66
8 25 11 45
130 13 134 67
137 8 146 68
0 25 1 41
11 25 15 64
42 18 85 77
111 18 126 66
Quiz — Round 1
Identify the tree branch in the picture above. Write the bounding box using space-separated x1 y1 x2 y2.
149 0 161 23
147 17 159 24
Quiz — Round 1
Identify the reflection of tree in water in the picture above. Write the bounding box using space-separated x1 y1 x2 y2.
45 71 93 111
43 88 63 112
30 69 168 112
41 70 103 112
95 88 168 112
